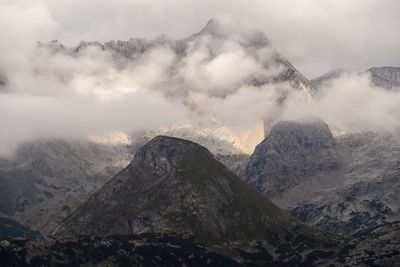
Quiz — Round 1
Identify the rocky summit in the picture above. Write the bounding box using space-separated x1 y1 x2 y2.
244 117 400 239
54 135 345 265
245 117 339 206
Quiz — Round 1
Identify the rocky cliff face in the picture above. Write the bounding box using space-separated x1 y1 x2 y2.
55 136 344 264
245 117 339 205
366 66 400 90
245 117 400 235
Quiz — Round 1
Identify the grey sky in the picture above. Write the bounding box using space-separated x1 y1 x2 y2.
3 0 395 78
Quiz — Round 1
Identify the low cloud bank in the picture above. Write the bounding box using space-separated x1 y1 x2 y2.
0 4 399 156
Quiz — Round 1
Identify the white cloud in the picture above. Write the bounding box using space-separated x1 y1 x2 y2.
0 1 399 156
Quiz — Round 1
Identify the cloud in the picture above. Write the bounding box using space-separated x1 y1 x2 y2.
31 0 400 77
0 91 186 157
280 73 400 134
0 1 399 156
0 1 56 74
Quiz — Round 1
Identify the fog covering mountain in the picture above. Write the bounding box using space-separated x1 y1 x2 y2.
311 68 351 87
0 18 400 265
312 66 400 91
0 18 320 158
244 117 400 236
0 19 318 235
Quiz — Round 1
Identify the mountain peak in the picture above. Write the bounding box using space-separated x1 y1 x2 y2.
199 18 221 34
196 18 238 39
130 135 212 176
245 117 339 203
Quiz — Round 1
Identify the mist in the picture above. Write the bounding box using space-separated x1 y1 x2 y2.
14 0 400 77
1 1 400 157
281 73 400 135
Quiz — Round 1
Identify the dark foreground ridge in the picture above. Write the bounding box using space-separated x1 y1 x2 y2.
0 233 238 266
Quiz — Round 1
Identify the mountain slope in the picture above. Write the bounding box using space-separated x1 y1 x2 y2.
245 117 339 206
291 131 400 234
311 68 350 87
55 135 344 264
0 138 133 234
245 118 400 235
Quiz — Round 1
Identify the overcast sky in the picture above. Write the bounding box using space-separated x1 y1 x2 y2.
2 0 399 78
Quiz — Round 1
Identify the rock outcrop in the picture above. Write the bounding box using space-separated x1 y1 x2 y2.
245 117 339 206
245 117 400 236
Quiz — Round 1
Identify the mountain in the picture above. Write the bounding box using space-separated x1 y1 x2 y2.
245 117 339 204
0 138 134 234
38 18 317 103
0 19 320 237
55 135 344 264
366 66 400 90
244 117 400 235
2 135 400 265
0 125 253 236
